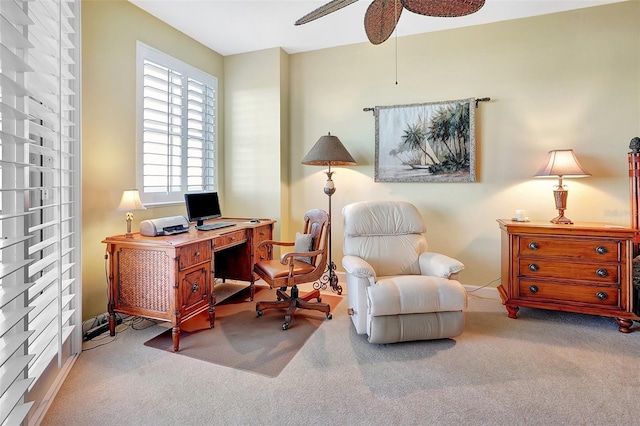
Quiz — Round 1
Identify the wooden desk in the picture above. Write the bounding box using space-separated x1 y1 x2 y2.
497 219 639 332
103 218 274 351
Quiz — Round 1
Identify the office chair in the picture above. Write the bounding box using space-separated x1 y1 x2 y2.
254 209 332 330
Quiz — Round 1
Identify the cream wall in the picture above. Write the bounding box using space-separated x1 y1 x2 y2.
223 48 290 242
81 0 639 320
289 1 640 288
82 0 224 318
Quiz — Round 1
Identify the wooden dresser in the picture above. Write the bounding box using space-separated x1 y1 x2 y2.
103 218 274 351
497 219 639 332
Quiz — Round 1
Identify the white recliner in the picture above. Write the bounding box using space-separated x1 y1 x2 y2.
342 200 467 344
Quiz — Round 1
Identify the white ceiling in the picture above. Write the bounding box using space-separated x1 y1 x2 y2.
128 0 624 56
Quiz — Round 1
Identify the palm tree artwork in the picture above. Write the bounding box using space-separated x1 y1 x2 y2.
375 99 476 183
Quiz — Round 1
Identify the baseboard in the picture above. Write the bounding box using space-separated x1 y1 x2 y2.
463 284 500 299
28 353 79 426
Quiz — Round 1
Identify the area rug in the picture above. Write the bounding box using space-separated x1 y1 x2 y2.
144 285 343 377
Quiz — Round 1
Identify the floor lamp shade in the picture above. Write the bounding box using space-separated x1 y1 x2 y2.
301 133 357 166
534 149 591 224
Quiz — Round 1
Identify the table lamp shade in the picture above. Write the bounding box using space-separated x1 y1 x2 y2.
118 189 146 212
534 149 591 178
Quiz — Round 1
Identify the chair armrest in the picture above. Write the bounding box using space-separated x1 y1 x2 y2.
419 252 464 279
342 255 377 280
280 249 323 265
257 240 294 249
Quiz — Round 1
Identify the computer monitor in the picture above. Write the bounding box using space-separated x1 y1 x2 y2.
184 191 222 227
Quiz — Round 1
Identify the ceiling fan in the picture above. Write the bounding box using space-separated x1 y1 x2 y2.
295 0 486 45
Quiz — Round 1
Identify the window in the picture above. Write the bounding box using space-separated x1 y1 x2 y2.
0 0 81 424
136 42 218 205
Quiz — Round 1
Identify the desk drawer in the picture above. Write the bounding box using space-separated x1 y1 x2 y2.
179 266 209 313
214 229 247 249
254 225 271 243
178 242 211 270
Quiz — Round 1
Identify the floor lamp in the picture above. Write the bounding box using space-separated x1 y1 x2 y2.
302 132 356 295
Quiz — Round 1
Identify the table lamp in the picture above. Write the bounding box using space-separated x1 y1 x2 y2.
117 189 146 237
534 149 591 224
302 132 357 294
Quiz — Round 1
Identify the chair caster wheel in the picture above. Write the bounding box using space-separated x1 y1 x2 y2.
282 322 289 330
257 310 263 317
326 313 332 320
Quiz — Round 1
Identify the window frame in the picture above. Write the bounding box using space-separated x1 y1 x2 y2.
135 41 218 206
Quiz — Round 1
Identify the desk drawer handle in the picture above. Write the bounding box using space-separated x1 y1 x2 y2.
194 252 200 257
596 291 608 301
595 246 608 255
596 268 608 278
528 242 539 251
529 285 539 294
528 263 539 272
191 283 199 293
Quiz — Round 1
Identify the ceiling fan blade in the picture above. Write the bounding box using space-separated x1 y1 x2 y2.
401 0 485 17
295 0 360 25
364 0 403 45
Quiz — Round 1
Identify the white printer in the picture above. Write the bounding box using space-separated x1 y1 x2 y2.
140 215 190 236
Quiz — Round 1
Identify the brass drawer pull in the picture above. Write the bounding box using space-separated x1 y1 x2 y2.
596 268 608 278
528 263 539 272
195 252 200 257
528 242 539 250
596 291 608 301
529 285 539 293
595 246 608 255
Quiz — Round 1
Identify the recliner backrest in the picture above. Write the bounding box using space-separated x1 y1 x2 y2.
343 201 428 276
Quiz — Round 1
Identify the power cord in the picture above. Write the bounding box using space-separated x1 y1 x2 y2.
466 277 502 300
82 313 159 351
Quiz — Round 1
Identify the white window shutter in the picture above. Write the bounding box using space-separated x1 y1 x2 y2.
137 42 217 206
0 0 82 424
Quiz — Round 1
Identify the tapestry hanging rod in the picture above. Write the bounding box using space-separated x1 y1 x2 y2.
363 97 491 115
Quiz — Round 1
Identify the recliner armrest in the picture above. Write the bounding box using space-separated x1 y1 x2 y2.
342 255 377 280
419 252 464 279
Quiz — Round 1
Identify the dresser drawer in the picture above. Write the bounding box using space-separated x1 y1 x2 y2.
518 279 619 307
518 236 620 262
178 241 211 270
213 229 247 250
518 259 619 284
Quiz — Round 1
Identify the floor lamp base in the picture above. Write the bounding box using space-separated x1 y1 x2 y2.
312 261 343 295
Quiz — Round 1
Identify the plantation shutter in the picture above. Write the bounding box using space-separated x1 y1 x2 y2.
0 0 82 425
137 42 217 205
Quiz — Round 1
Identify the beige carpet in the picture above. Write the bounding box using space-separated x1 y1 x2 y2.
144 286 343 377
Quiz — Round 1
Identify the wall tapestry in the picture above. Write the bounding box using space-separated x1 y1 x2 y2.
374 98 476 183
